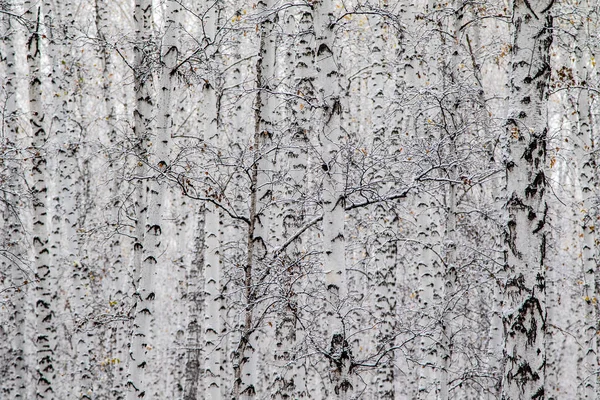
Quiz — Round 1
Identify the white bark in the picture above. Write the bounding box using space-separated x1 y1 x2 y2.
26 2 56 398
573 10 597 397
184 205 205 400
250 2 304 398
416 192 443 400
396 4 421 397
45 1 90 396
501 0 553 398
3 2 27 397
127 0 155 398
368 8 398 399
414 3 447 397
315 1 351 397
203 84 223 399
466 20 505 394
94 0 128 395
200 2 225 397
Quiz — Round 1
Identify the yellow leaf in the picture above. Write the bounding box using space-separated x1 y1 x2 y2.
550 157 556 168
511 127 519 139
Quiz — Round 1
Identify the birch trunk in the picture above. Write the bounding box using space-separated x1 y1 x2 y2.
438 4 464 396
248 1 303 398
26 3 56 398
45 1 90 396
136 1 179 398
397 4 421 397
501 0 553 398
314 2 351 397
232 3 277 396
466 19 505 393
203 84 224 398
573 9 597 397
184 205 205 400
3 2 27 396
417 3 446 397
200 1 225 397
368 9 397 399
127 0 155 398
94 0 128 395
416 192 443 400
232 89 261 398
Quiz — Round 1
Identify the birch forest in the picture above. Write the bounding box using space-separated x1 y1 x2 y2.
1 0 599 398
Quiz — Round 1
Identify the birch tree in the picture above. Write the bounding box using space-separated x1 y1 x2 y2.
24 2 58 398
184 205 205 400
571 3 597 397
502 0 554 398
127 0 156 397
42 1 92 395
2 2 27 397
94 0 129 394
314 1 353 398
197 1 228 397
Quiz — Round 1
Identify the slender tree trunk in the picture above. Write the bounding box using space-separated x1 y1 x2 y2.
233 96 261 399
314 0 351 396
416 3 446 397
136 1 179 398
367 8 398 399
45 1 90 396
3 2 27 397
184 205 205 400
26 3 56 398
248 1 302 398
127 0 155 398
94 0 128 395
396 4 421 397
501 0 553 398
465 21 505 395
416 191 443 400
437 4 465 396
232 4 276 397
200 2 225 397
573 8 597 396
203 83 224 399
